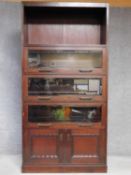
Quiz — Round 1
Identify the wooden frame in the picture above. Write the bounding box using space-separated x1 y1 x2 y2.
23 46 107 75
23 3 108 46
23 102 107 128
22 2 109 173
21 1 131 7
23 75 107 102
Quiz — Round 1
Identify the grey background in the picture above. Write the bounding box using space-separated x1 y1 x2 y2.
0 2 131 156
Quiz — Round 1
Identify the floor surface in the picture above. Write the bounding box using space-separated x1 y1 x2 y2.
0 155 130 174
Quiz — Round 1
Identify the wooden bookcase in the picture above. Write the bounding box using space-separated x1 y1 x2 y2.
22 2 109 173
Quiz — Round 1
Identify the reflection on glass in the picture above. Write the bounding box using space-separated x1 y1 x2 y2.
28 78 102 96
28 106 101 123
28 50 102 70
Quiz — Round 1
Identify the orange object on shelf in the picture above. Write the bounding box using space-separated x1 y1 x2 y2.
64 107 71 119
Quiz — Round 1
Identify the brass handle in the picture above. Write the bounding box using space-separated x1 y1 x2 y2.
37 123 52 127
79 69 93 73
38 97 52 100
78 123 92 127
79 97 92 101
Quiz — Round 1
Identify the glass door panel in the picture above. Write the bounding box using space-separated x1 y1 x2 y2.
25 49 106 74
28 50 102 69
28 105 102 123
28 77 102 96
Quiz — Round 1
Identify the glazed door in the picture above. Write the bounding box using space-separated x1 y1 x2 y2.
24 103 106 127
23 75 106 102
23 47 107 75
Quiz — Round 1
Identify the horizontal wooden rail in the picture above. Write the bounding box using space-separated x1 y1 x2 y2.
5 0 131 7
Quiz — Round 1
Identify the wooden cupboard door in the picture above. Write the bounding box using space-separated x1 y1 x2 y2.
24 129 62 164
67 129 106 164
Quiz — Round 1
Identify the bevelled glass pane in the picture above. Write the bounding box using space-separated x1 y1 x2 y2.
28 50 102 70
28 78 102 96
28 105 101 123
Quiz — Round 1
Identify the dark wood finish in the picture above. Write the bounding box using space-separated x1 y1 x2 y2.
24 128 106 162
24 5 107 46
23 102 107 128
23 74 107 102
23 46 107 75
22 128 106 172
22 2 108 173
27 25 101 45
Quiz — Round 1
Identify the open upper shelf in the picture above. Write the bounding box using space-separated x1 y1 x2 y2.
24 3 108 46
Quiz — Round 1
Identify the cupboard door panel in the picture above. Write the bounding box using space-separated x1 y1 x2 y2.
70 129 106 164
24 129 61 164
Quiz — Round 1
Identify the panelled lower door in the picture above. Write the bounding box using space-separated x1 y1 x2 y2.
65 128 106 164
24 128 106 165
24 129 63 164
